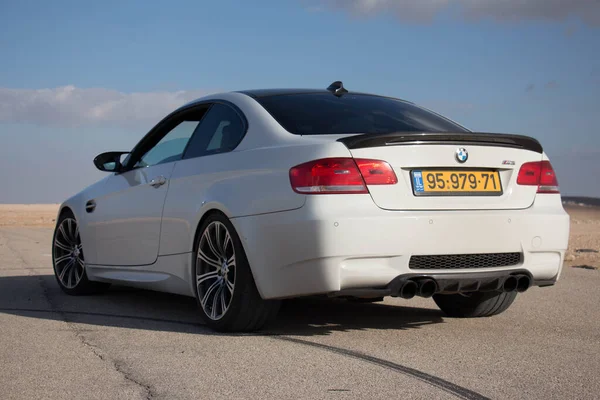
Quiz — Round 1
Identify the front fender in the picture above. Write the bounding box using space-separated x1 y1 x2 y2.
54 176 110 264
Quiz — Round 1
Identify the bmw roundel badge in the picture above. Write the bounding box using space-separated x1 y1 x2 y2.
455 148 468 163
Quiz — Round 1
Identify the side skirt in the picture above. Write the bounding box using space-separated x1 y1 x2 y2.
86 252 195 297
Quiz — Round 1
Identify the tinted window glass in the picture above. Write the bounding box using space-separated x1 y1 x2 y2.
184 103 244 159
134 120 201 168
255 93 468 135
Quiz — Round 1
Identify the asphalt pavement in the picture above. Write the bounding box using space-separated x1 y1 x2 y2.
1 227 598 400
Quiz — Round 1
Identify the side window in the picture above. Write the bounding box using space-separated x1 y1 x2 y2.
183 103 245 159
134 120 201 169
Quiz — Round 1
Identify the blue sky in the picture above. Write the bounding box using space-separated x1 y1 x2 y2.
0 0 598 202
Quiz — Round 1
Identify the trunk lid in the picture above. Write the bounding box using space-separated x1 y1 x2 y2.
338 132 544 211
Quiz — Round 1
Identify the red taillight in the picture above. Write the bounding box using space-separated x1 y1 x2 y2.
516 161 541 186
289 158 397 194
354 158 398 185
517 160 559 194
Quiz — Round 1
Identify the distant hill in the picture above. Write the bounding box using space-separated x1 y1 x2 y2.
562 196 600 207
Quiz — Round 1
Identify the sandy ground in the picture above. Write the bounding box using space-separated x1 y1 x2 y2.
0 204 60 227
564 206 600 269
0 204 598 399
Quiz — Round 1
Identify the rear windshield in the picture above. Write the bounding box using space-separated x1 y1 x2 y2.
255 93 469 135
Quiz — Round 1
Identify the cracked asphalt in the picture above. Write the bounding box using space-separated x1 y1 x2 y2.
1 227 599 400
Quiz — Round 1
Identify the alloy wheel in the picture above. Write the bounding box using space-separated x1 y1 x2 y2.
196 221 236 320
53 218 85 289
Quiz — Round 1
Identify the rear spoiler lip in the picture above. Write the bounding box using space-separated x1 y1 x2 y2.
337 132 543 154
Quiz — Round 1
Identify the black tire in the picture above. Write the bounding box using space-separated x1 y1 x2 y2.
433 290 517 318
52 210 111 295
193 213 280 332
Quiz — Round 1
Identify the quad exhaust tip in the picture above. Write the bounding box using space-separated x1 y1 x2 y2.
417 279 437 298
395 279 437 299
504 275 531 293
516 275 531 293
398 280 418 299
503 276 518 292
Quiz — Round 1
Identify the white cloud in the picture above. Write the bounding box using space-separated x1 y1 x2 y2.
0 86 215 127
317 0 600 25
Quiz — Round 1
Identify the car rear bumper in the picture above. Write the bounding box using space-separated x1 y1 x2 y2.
231 194 569 299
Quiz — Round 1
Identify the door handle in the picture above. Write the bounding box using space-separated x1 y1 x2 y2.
149 176 166 188
85 200 96 213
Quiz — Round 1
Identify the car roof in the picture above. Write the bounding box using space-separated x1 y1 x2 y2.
237 88 332 98
237 88 411 103
179 86 415 112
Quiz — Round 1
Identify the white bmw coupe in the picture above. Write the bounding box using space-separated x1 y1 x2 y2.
53 82 570 331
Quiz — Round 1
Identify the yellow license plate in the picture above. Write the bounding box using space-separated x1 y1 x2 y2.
412 170 502 196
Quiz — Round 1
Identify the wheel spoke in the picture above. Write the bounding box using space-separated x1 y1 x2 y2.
211 285 223 319
55 254 72 265
198 248 221 269
223 231 231 254
54 238 72 252
212 224 223 258
76 257 85 269
76 260 85 279
65 260 75 287
203 231 221 260
225 277 234 294
58 259 75 282
214 223 223 256
201 279 221 307
73 263 80 283
59 224 74 245
66 219 74 242
71 263 78 285
197 270 218 285
227 254 235 268
67 219 78 244
220 285 227 315
67 264 73 287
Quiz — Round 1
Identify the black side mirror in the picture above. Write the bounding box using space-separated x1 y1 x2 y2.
93 151 130 172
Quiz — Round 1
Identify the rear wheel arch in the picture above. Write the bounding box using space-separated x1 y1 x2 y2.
191 211 280 331
192 209 227 254
190 208 265 297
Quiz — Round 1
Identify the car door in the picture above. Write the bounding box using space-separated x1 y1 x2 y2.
87 106 208 266
159 102 247 256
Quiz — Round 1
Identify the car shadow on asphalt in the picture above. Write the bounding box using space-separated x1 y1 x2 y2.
0 274 445 337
